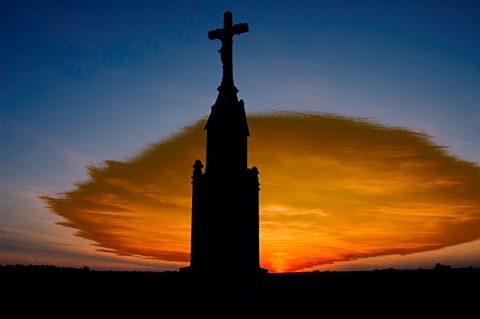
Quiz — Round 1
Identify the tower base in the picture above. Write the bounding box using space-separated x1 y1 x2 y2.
180 266 268 319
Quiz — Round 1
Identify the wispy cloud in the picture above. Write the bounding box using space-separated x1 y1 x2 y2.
40 111 480 272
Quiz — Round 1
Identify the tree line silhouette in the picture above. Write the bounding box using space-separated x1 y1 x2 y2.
2 263 478 318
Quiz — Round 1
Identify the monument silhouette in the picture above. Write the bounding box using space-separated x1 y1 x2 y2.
180 11 267 318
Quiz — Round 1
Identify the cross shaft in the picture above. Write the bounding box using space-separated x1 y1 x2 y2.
208 11 249 89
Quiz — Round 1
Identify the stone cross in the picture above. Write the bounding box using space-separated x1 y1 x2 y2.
208 11 249 87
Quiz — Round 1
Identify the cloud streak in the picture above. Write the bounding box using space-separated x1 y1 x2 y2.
40 111 480 272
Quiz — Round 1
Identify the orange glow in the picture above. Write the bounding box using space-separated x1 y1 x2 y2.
40 111 480 273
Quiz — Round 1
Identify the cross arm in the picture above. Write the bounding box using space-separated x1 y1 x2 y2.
208 28 223 40
232 23 249 36
208 23 249 40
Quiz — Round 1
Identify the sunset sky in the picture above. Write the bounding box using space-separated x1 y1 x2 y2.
1 1 479 273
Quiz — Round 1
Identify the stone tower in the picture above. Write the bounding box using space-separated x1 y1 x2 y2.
187 11 262 272
181 12 267 318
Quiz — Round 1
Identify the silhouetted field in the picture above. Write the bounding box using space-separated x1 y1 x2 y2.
2 264 478 317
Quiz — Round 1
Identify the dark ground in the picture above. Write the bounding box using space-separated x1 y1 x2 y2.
2 264 478 317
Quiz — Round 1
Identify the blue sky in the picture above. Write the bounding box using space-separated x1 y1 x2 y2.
1 0 479 271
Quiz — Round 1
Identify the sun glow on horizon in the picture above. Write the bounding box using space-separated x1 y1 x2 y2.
41 111 480 273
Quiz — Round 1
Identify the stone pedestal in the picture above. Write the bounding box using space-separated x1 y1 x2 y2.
181 266 268 319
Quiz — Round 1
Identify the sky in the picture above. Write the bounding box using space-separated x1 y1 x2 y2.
1 0 479 273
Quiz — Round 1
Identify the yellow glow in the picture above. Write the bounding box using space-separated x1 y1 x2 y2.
40 111 480 273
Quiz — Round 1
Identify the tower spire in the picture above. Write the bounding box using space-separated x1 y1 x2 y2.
204 11 250 174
